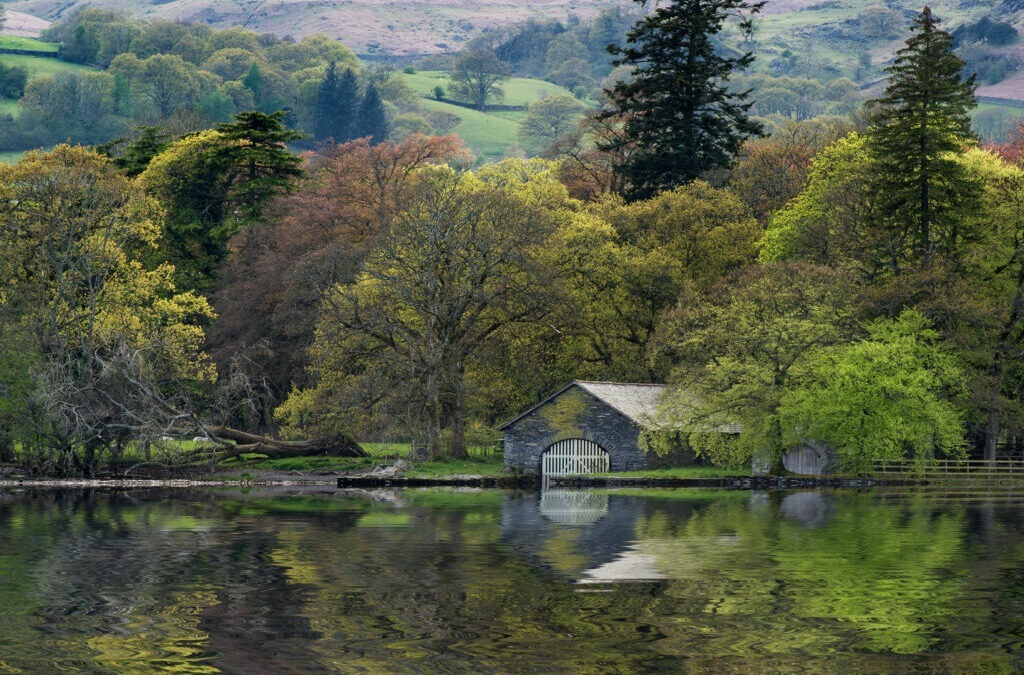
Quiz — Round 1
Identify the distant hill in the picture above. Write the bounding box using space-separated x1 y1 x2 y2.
5 0 1024 95
2 10 49 38
1 0 627 56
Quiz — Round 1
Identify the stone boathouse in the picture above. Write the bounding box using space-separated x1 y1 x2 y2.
501 381 669 476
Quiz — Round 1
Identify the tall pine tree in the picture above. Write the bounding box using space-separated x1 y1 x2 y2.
314 61 340 141
603 0 764 200
355 83 388 145
314 62 359 143
868 6 979 266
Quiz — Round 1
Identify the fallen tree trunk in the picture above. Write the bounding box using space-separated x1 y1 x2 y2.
200 426 367 461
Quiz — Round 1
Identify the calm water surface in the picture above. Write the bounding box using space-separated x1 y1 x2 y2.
0 486 1023 672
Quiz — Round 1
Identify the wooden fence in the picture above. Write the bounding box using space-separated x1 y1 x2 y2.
872 459 1024 489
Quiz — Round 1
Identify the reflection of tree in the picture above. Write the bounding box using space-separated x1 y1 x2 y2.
635 492 980 657
2 489 1023 671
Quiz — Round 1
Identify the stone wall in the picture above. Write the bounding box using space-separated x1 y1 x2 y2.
503 385 648 475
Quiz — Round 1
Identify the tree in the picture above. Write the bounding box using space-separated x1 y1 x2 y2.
552 182 760 381
285 169 552 459
139 129 235 291
552 112 637 200
140 112 304 292
0 146 215 475
212 110 305 223
314 62 359 142
779 310 967 472
450 49 510 112
138 54 202 119
97 126 172 177
354 82 388 145
651 263 859 467
517 95 585 156
729 118 854 223
867 6 979 267
0 60 28 99
765 136 1024 462
207 135 469 427
242 61 264 106
602 0 764 199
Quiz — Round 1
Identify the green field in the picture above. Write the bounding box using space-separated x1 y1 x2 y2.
0 52 94 79
419 97 519 161
399 71 580 160
400 70 573 107
972 101 1024 142
0 36 60 53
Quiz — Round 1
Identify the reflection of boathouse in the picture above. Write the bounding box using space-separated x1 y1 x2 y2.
500 381 668 476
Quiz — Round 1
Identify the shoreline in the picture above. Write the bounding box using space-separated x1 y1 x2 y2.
0 472 909 490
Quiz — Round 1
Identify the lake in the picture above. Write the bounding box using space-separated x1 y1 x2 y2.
0 486 1022 672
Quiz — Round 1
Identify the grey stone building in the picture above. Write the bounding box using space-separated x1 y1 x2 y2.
501 381 669 476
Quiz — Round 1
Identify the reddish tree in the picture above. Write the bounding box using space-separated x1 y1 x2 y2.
988 120 1024 166
207 134 470 430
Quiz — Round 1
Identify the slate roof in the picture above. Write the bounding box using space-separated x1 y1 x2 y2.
499 381 669 430
574 381 668 425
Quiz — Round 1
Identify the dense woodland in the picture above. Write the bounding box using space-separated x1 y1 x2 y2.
3 1 1024 476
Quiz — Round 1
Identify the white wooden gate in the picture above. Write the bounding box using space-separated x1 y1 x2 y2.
542 439 609 477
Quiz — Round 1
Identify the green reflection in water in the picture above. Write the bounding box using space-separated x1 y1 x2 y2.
0 488 1019 672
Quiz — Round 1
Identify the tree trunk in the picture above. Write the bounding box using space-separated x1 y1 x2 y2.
424 371 444 460
985 252 1024 462
449 363 468 460
204 425 366 461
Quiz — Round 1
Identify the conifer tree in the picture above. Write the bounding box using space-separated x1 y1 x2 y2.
243 62 263 109
867 6 979 265
603 0 764 200
355 83 388 145
116 126 171 177
314 62 359 143
314 61 340 141
214 110 306 223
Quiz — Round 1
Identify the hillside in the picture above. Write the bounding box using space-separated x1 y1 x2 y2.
1 10 49 37
2 0 1019 65
2 0 627 56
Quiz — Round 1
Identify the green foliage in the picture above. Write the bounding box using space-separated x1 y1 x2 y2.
97 125 171 176
0 145 215 474
552 182 760 381
212 110 305 222
0 61 28 99
139 129 236 291
653 263 859 466
450 49 509 112
760 133 875 266
281 167 554 459
730 117 854 223
140 112 304 291
354 82 388 145
779 310 967 472
867 7 980 267
314 61 358 142
517 94 585 156
603 0 764 199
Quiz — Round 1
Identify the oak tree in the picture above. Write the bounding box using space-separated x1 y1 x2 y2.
450 49 510 112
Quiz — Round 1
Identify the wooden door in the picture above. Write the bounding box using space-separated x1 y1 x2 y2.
542 438 609 477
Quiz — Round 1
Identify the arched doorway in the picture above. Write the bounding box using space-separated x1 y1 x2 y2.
541 438 610 477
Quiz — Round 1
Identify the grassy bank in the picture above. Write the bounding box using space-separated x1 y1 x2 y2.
228 442 507 478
